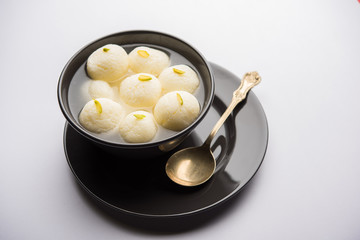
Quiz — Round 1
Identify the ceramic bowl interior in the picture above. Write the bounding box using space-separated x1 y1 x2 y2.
58 30 214 150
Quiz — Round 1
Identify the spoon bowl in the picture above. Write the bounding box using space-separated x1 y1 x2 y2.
166 71 261 187
166 145 215 186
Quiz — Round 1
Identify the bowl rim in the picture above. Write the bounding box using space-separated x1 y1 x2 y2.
57 30 215 149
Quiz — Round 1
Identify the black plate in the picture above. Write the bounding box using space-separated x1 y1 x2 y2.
63 62 268 220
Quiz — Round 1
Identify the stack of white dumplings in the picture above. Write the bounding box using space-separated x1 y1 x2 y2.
79 44 201 143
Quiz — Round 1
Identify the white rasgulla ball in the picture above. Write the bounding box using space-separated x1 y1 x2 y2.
87 44 129 82
128 46 170 77
79 98 125 133
158 65 200 94
119 73 161 107
88 80 114 100
154 91 200 131
119 111 157 143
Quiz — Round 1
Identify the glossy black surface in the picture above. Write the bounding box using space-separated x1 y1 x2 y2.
58 30 214 158
64 63 268 218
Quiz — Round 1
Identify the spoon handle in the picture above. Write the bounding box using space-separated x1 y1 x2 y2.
203 71 261 147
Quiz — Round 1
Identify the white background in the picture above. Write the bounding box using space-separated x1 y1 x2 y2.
1 0 360 239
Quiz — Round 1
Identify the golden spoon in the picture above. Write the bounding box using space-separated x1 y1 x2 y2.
165 71 261 186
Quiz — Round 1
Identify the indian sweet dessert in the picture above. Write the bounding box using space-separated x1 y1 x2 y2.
86 44 129 82
88 80 114 100
154 91 200 131
119 73 161 107
119 110 157 143
79 98 124 133
128 46 170 76
72 42 204 144
158 64 200 94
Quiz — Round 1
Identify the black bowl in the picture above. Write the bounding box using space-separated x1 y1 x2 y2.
58 30 215 159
